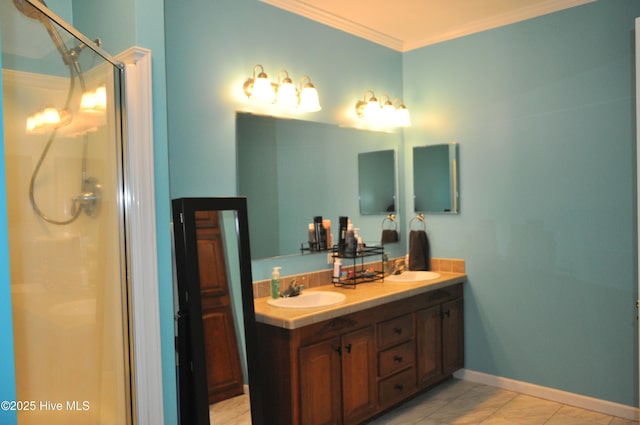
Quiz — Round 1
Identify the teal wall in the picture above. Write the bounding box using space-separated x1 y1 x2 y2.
0 28 18 425
403 0 639 406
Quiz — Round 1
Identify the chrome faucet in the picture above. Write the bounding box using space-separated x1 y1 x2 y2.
281 280 304 297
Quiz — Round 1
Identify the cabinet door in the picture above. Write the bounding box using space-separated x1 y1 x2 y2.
299 337 342 425
442 298 464 375
416 305 442 387
342 326 377 424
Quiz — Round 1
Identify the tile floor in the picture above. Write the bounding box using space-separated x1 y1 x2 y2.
210 378 638 425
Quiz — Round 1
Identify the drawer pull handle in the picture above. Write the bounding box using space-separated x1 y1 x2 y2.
344 343 352 353
393 355 404 362
393 327 403 335
394 383 404 391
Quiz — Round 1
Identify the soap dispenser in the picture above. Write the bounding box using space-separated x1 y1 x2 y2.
271 267 281 299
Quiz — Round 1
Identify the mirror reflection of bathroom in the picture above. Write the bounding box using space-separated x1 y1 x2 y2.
358 149 396 215
413 143 460 214
172 199 261 425
236 112 401 260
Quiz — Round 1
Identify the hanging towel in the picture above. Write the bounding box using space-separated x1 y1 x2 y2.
409 230 431 271
381 229 398 244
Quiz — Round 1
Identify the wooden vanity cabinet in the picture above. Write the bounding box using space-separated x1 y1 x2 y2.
256 283 463 425
416 296 464 388
299 326 376 425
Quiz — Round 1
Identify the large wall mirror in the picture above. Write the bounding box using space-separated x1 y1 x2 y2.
172 197 263 425
236 112 400 260
413 143 460 214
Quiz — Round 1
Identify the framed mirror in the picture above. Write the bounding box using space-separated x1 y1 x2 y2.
358 149 396 214
236 112 401 260
172 197 263 425
413 143 460 214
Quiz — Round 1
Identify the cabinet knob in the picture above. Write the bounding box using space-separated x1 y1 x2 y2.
393 355 403 363
344 343 352 353
394 383 404 391
393 327 403 335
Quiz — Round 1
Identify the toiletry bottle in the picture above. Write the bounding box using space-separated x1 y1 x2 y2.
354 228 364 254
323 219 332 248
271 267 281 299
308 223 316 250
383 252 389 277
314 216 325 250
333 258 342 281
338 216 349 255
345 223 356 256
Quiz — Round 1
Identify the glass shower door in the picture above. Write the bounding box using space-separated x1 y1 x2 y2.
1 2 131 424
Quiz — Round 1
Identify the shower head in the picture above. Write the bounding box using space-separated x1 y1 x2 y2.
14 0 73 67
13 0 46 21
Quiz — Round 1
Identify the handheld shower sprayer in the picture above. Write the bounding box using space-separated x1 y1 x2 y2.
16 0 103 225
14 0 73 67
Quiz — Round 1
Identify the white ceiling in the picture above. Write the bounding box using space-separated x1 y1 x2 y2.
260 0 595 52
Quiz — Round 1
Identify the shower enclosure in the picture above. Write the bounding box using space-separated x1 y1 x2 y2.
2 1 132 424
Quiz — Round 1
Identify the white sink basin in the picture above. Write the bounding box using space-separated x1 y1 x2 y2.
386 271 440 283
267 291 346 309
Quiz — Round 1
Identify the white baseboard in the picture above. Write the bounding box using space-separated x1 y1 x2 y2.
454 369 639 421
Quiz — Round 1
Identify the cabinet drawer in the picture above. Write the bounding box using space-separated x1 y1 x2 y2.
378 341 414 378
378 367 416 407
378 314 413 348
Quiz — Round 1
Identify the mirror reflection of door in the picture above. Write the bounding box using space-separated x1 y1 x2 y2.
194 211 244 404
173 198 262 425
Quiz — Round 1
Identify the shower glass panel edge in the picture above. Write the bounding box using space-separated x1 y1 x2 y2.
2 1 134 424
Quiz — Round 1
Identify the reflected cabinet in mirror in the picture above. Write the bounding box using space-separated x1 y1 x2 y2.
237 112 400 260
413 143 460 214
172 197 263 425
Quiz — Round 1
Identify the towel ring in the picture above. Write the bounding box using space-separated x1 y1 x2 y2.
409 213 426 230
381 214 397 231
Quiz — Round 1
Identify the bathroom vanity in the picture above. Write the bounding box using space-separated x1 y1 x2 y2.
254 273 465 425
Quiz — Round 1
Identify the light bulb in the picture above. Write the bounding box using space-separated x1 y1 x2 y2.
276 81 297 107
252 74 275 103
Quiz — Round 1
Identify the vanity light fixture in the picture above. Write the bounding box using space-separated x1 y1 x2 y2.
276 70 297 107
355 91 411 128
243 64 321 111
298 76 321 112
243 64 275 104
394 98 411 127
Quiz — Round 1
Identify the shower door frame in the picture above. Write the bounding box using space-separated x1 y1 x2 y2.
17 2 165 424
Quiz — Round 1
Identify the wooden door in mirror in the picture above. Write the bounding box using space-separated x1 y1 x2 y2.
195 210 244 403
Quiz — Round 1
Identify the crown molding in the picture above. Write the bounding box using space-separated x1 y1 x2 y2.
404 0 596 51
260 0 403 51
261 0 596 52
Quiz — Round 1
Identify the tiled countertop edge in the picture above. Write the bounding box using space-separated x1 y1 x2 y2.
254 272 466 330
